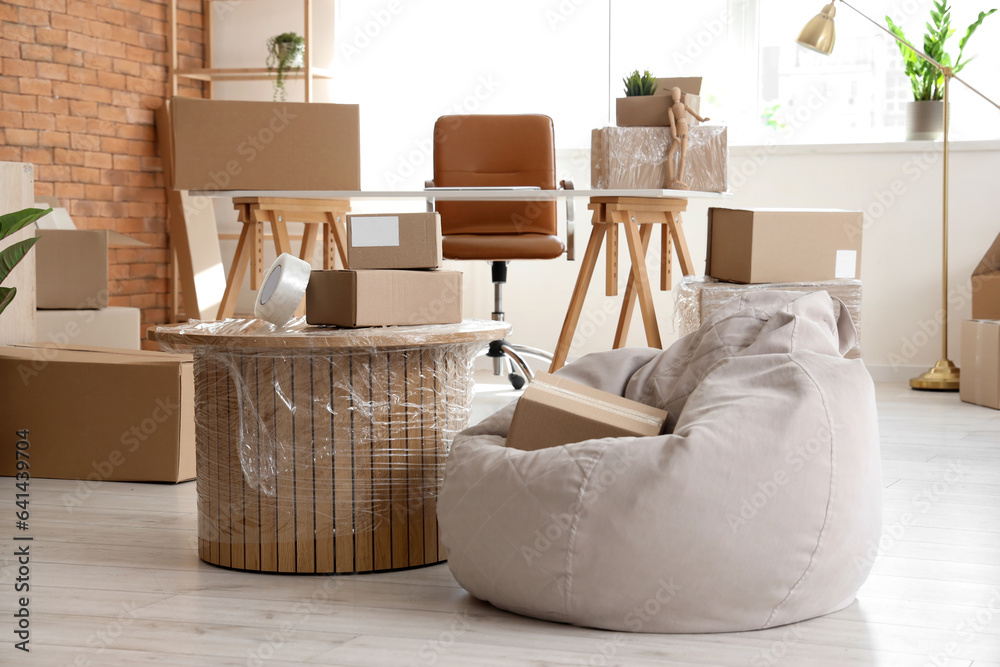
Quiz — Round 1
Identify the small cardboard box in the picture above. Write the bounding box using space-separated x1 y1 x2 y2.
170 97 360 191
506 372 668 452
707 208 863 284
346 212 442 270
0 344 196 482
960 320 1000 410
306 269 462 327
616 77 702 127
972 232 1000 320
35 229 147 309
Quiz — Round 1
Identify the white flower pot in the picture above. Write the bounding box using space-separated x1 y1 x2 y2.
905 101 944 141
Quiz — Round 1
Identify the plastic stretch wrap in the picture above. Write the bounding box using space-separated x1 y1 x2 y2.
151 317 505 573
591 125 728 193
674 277 863 359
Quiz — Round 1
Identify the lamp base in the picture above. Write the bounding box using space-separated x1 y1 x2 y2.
910 358 960 391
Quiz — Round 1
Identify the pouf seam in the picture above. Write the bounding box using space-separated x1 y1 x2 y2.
562 444 611 621
763 356 837 627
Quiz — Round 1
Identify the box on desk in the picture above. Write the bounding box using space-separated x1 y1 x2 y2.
346 213 442 270
707 208 863 284
169 97 360 191
615 77 703 128
0 344 195 482
306 269 462 328
591 125 728 193
35 229 147 309
972 232 1000 321
961 320 1000 410
506 372 668 452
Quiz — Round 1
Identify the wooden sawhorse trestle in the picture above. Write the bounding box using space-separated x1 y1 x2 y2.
549 196 695 371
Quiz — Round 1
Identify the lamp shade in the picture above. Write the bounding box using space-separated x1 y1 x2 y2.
797 2 837 54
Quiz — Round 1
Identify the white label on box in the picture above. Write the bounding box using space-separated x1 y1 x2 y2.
835 250 857 278
351 216 400 247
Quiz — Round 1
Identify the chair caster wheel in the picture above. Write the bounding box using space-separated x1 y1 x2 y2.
509 373 526 390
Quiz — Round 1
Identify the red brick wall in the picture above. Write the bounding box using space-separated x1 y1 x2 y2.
0 0 204 344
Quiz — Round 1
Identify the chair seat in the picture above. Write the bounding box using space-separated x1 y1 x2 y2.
443 234 565 261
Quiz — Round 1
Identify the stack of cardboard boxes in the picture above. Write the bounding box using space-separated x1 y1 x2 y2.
306 212 463 327
961 232 1000 409
33 202 143 350
678 208 865 358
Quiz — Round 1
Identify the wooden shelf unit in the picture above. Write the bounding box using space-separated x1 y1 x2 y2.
168 0 324 102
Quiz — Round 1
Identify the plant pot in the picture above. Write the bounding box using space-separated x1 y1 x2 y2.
905 100 944 141
276 42 304 68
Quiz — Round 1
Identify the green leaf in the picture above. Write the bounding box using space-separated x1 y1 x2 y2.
0 207 51 241
0 286 15 317
0 237 40 286
955 8 997 70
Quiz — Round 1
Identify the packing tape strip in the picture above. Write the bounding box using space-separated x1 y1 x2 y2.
254 253 311 326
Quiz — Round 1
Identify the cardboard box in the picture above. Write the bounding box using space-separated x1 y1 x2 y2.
616 77 702 127
346 212 442 270
306 269 462 327
0 344 196 483
35 229 146 309
972 232 1000 320
591 125 728 193
707 208 863 284
170 97 361 191
960 320 1000 410
675 277 863 359
506 372 668 452
35 307 141 350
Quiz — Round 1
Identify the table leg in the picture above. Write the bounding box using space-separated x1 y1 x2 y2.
613 223 653 348
606 222 618 297
549 223 606 372
669 211 695 277
622 214 662 348
249 221 264 291
660 223 673 291
326 211 349 268
299 222 319 264
269 210 293 256
218 222 251 319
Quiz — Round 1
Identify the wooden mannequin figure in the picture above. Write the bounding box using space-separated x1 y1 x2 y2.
666 87 709 190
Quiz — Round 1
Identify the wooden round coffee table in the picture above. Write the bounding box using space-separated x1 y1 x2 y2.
149 318 509 574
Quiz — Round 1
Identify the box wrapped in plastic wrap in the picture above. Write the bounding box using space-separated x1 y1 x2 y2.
591 125 728 192
149 317 508 574
674 277 862 359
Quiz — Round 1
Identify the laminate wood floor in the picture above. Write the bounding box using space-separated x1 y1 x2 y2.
3 382 998 666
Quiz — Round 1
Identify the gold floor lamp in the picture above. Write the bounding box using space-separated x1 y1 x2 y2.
797 0 1000 391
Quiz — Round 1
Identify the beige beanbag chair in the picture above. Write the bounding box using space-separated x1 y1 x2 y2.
438 290 881 633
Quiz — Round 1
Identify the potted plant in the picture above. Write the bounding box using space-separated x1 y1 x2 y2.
616 69 670 127
266 32 305 101
0 207 51 316
886 2 996 140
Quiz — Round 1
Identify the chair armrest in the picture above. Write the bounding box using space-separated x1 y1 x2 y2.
559 179 575 261
424 180 435 213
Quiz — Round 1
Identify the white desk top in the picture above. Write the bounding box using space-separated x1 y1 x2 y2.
189 188 730 201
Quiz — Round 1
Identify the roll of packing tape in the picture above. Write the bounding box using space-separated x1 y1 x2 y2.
254 253 312 326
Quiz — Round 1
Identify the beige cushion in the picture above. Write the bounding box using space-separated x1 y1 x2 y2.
438 290 882 633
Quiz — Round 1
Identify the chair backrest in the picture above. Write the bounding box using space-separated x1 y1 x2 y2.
433 115 558 236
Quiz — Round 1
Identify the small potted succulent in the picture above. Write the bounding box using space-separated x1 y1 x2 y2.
616 69 671 127
886 2 996 139
266 32 306 101
0 207 51 316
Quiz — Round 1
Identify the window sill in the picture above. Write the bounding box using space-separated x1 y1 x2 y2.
729 139 1000 156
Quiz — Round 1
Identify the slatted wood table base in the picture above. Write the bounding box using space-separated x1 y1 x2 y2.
193 344 476 574
550 196 695 372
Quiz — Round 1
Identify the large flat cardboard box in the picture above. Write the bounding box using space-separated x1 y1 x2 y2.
0 344 196 482
960 320 1000 410
35 307 141 350
506 372 668 452
592 125 728 193
675 277 863 359
170 97 360 191
35 229 146 309
306 269 462 327
972 232 1000 320
707 208 863 284
346 212 442 270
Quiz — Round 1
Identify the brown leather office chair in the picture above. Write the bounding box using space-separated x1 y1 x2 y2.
428 114 574 388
